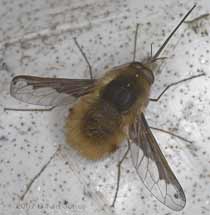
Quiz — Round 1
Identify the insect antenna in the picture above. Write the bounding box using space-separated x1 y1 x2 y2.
73 37 93 80
151 4 196 61
133 24 140 62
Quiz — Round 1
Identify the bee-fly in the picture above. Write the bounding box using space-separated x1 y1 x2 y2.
5 4 205 211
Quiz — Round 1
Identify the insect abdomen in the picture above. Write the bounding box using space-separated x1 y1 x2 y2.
82 100 121 138
66 94 126 160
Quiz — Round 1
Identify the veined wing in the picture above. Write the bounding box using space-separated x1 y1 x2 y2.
129 113 186 211
10 75 95 107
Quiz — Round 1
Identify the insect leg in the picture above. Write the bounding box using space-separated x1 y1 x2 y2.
184 13 210 24
133 24 140 62
150 42 153 58
111 141 130 207
73 37 93 80
149 73 205 102
150 126 193 143
4 106 55 112
20 145 61 200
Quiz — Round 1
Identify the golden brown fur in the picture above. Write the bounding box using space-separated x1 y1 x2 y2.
65 63 152 160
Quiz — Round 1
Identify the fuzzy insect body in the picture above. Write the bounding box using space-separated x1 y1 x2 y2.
66 62 153 159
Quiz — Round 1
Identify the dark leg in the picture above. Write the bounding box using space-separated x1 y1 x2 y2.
149 126 193 143
150 42 153 58
4 106 55 112
111 141 130 207
149 73 205 102
73 37 93 80
20 145 61 200
133 24 140 62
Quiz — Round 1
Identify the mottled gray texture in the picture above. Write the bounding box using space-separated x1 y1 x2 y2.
0 0 210 215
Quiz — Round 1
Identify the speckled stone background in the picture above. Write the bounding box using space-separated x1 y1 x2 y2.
0 0 210 215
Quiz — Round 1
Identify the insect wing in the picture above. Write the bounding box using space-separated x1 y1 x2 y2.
129 113 186 211
10 75 95 107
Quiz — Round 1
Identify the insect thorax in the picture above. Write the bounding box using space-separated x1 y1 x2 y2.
100 74 139 113
81 63 152 139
